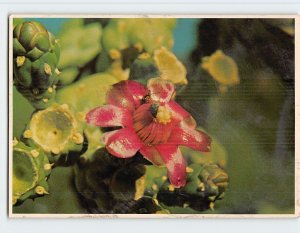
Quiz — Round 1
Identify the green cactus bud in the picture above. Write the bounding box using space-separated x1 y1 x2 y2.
23 104 84 164
156 163 229 212
13 21 60 109
12 141 51 205
199 163 229 199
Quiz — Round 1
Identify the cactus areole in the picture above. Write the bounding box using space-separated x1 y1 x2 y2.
86 78 211 188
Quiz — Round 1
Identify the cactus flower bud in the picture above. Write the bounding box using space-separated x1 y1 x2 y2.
13 21 60 109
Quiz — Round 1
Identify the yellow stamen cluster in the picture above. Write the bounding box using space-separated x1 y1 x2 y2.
156 106 171 124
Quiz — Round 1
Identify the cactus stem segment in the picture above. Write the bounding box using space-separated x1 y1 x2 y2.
44 63 52 75
30 149 39 158
23 129 33 139
16 56 26 67
35 186 48 195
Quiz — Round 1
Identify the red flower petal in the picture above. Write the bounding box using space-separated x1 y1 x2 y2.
139 145 164 166
147 78 175 103
106 80 146 111
155 145 187 188
169 126 211 152
167 100 197 128
126 80 147 106
86 105 132 127
102 128 142 158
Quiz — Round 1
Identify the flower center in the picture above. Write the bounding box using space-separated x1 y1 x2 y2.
133 103 173 145
156 106 171 124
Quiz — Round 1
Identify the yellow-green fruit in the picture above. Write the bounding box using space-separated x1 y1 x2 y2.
12 141 51 205
23 104 84 164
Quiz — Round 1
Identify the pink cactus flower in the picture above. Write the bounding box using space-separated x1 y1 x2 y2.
86 78 211 188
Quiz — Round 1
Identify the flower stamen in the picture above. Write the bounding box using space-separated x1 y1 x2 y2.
156 106 171 124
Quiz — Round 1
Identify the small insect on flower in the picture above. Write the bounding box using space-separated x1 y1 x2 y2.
86 78 211 188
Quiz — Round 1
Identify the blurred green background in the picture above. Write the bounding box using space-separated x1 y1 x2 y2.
13 18 295 214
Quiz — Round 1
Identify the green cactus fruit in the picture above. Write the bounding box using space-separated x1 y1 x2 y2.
129 53 160 83
143 165 168 198
199 163 229 200
12 140 51 205
57 19 102 85
157 163 228 212
13 21 60 109
182 129 228 168
22 104 84 164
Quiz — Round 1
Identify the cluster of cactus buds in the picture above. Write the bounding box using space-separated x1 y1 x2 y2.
74 148 153 213
13 21 60 109
156 163 229 211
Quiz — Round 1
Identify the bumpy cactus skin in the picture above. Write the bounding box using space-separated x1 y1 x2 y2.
102 18 176 58
74 148 154 213
13 21 60 109
156 163 228 211
12 140 51 205
57 19 102 85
